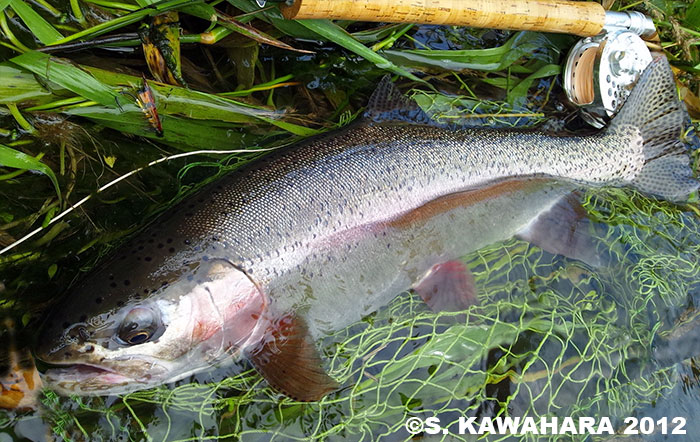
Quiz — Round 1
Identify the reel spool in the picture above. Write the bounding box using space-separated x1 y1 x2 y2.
563 12 655 127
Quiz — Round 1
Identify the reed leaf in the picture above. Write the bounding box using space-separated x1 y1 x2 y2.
0 143 61 202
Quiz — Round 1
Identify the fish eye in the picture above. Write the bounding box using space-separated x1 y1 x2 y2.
117 307 160 346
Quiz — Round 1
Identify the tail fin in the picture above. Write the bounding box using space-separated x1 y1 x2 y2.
608 57 698 201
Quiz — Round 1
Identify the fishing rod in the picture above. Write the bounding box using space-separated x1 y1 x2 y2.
263 0 658 128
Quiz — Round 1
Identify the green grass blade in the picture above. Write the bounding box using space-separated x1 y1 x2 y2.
5 58 314 136
48 0 200 45
0 0 11 11
11 51 118 105
506 63 560 105
84 66 290 122
133 0 216 21
0 143 61 202
385 32 563 73
227 0 320 40
0 63 59 106
66 106 256 150
9 0 63 44
295 19 426 84
216 11 313 54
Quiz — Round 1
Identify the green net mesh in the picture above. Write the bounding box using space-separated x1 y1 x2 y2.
34 185 700 441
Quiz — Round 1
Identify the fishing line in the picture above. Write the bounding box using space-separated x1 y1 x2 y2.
0 147 279 256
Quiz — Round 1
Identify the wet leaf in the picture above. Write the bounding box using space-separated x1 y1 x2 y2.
216 11 314 54
296 19 426 84
48 0 202 45
227 0 321 40
9 0 63 45
385 32 567 73
0 63 59 106
0 143 61 203
11 51 118 106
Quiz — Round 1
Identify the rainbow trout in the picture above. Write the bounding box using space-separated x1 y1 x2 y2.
36 58 698 400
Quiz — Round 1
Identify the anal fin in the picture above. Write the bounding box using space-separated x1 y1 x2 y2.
245 314 339 402
516 192 603 267
413 260 478 312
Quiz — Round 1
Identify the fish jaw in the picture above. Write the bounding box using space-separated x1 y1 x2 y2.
42 361 165 395
37 259 267 396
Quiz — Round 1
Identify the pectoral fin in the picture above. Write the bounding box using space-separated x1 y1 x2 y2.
413 260 478 312
245 314 339 402
516 193 603 267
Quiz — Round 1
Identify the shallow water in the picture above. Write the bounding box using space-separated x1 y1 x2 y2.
2 23 700 442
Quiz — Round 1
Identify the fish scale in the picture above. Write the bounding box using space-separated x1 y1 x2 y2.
35 58 699 399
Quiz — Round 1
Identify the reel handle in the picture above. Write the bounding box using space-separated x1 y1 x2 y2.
281 0 606 36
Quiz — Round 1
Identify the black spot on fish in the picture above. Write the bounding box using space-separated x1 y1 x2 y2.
96 297 103 304
167 238 173 244
138 246 144 251
184 239 191 245
84 345 94 353
158 243 164 249
109 275 114 280
64 352 72 357
110 282 117 288
169 247 175 253
148 239 154 244
145 257 152 262
124 280 131 286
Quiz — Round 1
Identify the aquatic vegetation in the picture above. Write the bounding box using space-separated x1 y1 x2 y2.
0 0 699 440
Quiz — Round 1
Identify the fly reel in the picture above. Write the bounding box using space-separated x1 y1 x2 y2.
267 0 659 128
563 12 656 127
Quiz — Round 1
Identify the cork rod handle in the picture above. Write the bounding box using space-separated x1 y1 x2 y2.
281 0 607 37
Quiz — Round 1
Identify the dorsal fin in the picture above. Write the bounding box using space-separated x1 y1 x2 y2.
364 75 435 125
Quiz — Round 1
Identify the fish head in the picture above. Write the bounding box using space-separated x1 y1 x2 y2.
35 255 266 395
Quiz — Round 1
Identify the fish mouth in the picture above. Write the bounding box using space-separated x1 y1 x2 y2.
41 363 140 394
